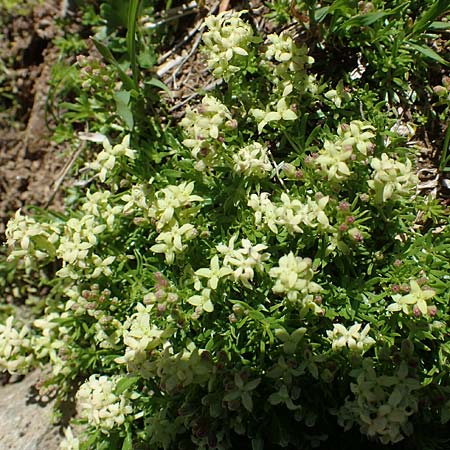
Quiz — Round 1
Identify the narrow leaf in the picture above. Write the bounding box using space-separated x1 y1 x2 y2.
115 376 140 395
92 39 136 90
147 77 170 93
407 42 449 66
127 0 141 85
114 90 134 130
412 0 450 36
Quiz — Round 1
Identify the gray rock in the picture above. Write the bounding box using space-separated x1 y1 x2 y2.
0 370 61 450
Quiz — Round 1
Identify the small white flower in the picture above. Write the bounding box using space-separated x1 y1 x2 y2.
87 134 135 182
269 252 322 310
327 323 375 352
60 427 80 450
233 142 272 177
150 223 197 264
203 11 256 80
76 374 133 433
195 255 233 289
368 153 417 203
216 237 270 288
0 316 33 375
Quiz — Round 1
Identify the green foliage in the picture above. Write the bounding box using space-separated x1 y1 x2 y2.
1 3 450 450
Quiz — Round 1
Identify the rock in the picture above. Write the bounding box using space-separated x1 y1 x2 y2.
0 370 61 450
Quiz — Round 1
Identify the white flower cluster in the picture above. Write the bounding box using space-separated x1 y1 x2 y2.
316 121 375 182
151 343 212 393
327 323 375 352
368 153 417 203
5 209 60 269
60 427 79 450
0 316 33 374
250 92 298 133
269 252 322 311
76 374 133 433
149 181 202 230
87 134 135 182
56 215 114 279
265 32 316 95
181 95 233 170
338 360 420 444
149 181 202 264
233 142 272 177
387 279 436 316
121 183 150 216
203 11 256 80
216 236 270 288
115 303 172 377
81 189 123 229
33 312 71 376
248 192 330 235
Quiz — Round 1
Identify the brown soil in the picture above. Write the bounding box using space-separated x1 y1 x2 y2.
0 2 73 448
0 1 67 236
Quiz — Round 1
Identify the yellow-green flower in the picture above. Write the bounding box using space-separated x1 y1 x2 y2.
388 280 436 315
195 255 233 290
187 288 214 313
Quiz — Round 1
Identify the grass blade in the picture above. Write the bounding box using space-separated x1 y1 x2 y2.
127 0 141 88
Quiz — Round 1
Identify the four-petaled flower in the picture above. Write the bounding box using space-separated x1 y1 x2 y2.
388 280 436 316
187 288 214 313
195 255 233 290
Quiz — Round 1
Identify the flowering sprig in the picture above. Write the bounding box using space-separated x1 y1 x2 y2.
0 316 34 374
195 255 233 290
76 374 135 433
202 11 257 80
269 252 322 312
5 209 60 268
315 121 376 182
232 142 272 177
115 303 173 377
327 323 375 352
250 96 297 133
216 236 270 288
248 192 330 235
368 153 417 203
87 134 135 182
264 32 316 96
181 95 233 170
338 360 420 444
150 223 197 264
387 280 436 316
149 181 203 230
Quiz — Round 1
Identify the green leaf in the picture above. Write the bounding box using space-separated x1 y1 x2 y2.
407 42 449 66
100 0 129 31
411 0 450 36
429 21 450 31
147 78 170 93
442 401 450 424
252 437 264 450
241 391 253 412
92 39 136 90
127 0 141 85
122 431 133 450
114 90 134 129
115 376 140 395
340 11 389 29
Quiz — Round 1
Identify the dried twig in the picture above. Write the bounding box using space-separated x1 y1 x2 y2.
157 1 220 85
267 149 289 193
44 140 86 208
157 19 203 67
170 30 204 89
169 79 222 112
